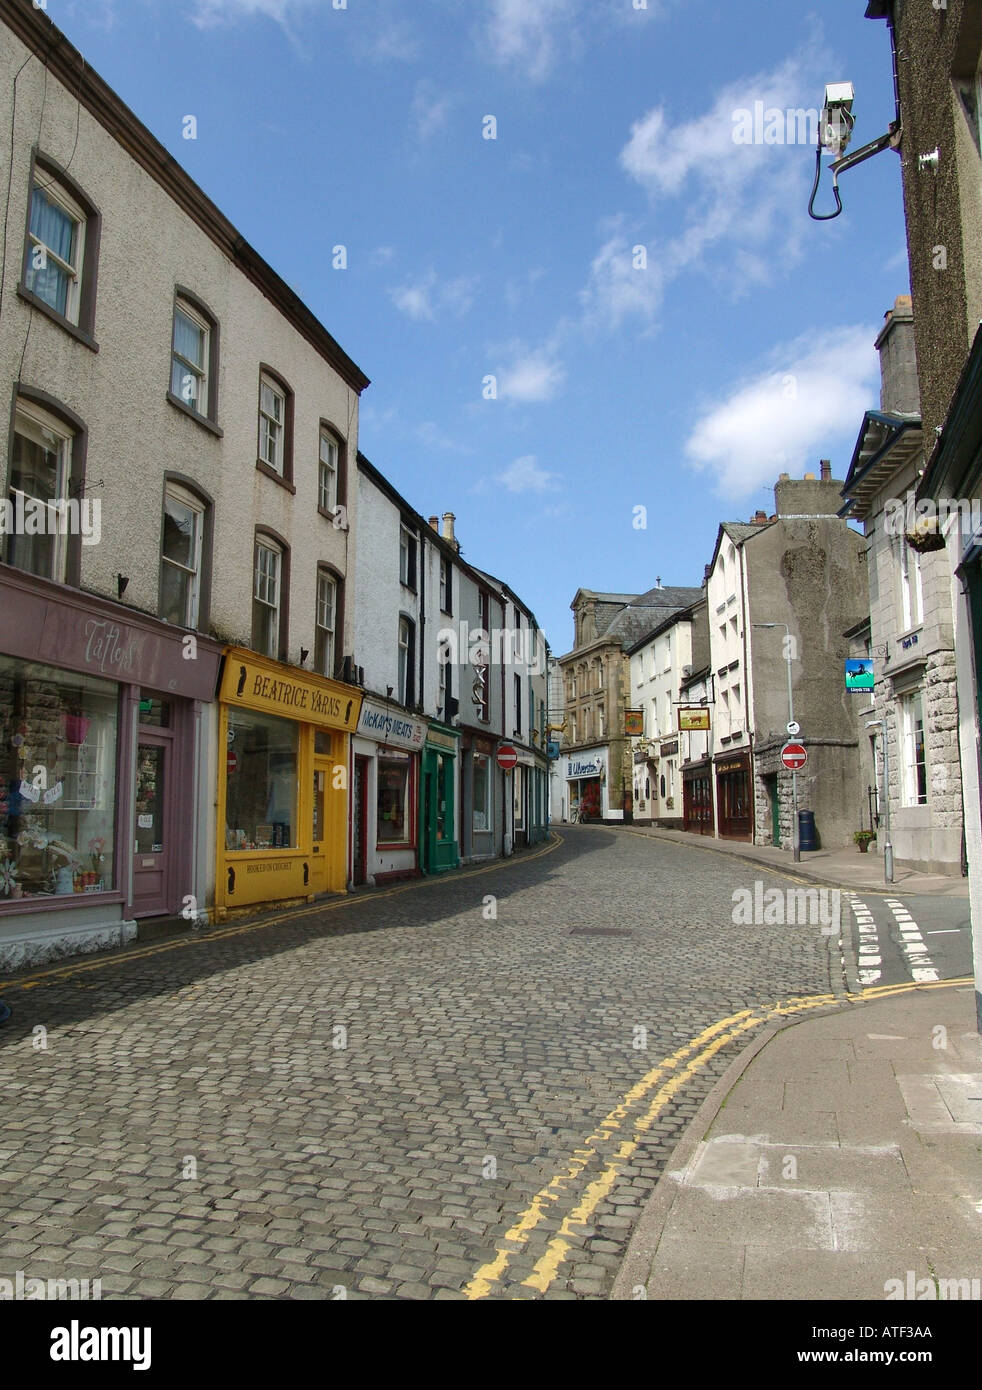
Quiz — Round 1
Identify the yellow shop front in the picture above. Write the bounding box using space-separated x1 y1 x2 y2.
215 648 362 917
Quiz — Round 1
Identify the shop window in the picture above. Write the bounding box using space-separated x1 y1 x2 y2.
473 752 491 832
224 706 298 850
253 535 284 659
160 482 205 628
513 765 525 829
7 399 77 584
398 616 416 707
0 657 117 901
377 755 412 844
20 155 100 343
315 569 337 678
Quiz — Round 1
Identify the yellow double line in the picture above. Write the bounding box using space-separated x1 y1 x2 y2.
464 975 973 1298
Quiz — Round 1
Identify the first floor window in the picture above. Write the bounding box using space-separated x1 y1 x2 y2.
8 400 73 582
473 753 491 832
253 539 281 658
315 571 337 677
378 755 412 844
440 556 452 614
160 483 204 627
398 617 415 706
400 526 417 589
24 177 85 324
224 706 298 850
439 652 451 722
259 375 285 473
171 300 210 416
0 657 117 900
900 692 928 806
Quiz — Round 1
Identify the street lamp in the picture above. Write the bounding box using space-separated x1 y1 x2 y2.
752 622 799 862
864 718 894 885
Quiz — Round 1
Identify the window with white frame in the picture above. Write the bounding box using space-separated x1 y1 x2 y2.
900 691 928 806
315 570 337 677
160 483 204 627
8 400 73 582
398 616 415 706
318 430 338 513
253 538 281 658
399 525 417 589
440 556 452 614
23 176 86 326
171 300 210 417
473 752 491 832
899 539 924 631
258 375 286 474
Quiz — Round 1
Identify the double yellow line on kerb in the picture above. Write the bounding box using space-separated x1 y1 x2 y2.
464 975 974 1299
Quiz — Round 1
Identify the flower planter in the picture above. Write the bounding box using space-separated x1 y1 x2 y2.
63 715 91 745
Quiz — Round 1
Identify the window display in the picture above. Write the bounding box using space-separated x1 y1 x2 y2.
0 657 117 899
377 755 411 843
224 707 298 850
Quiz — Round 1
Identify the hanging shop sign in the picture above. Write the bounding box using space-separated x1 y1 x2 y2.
624 709 644 737
219 649 362 731
678 707 711 732
844 658 874 692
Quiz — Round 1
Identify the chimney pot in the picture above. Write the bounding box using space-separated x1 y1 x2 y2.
441 511 458 550
428 515 439 530
778 472 790 482
820 459 831 481
803 471 816 481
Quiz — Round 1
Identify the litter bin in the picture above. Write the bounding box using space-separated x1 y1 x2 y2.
798 809 818 852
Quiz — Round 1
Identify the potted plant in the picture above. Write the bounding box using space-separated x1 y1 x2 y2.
854 829 876 853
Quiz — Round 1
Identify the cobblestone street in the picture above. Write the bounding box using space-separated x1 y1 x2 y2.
0 827 840 1300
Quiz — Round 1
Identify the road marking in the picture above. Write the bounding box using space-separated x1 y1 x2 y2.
926 929 961 935
465 975 973 1298
0 832 564 993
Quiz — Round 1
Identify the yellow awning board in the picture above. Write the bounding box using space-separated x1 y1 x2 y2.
220 648 363 731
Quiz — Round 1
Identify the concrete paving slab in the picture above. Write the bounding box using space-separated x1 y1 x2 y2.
829 1189 982 1255
666 1183 834 1250
687 1139 763 1187
755 1142 909 1193
741 1244 926 1301
646 1234 746 1301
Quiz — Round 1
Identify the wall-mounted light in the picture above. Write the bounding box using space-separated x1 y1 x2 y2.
299 647 309 665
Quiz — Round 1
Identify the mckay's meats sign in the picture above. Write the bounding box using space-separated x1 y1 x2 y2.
358 699 426 751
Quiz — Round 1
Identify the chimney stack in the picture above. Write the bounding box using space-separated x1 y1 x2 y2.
875 294 919 415
428 515 439 531
820 459 831 482
441 511 459 551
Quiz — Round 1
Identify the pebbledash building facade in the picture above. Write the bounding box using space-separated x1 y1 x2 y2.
0 0 550 967
0 1 551 969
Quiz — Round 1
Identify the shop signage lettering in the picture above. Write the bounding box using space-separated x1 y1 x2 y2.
245 860 296 874
250 673 346 719
359 703 425 748
83 619 143 676
567 757 601 778
220 651 361 732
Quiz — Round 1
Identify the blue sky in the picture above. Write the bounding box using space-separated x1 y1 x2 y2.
57 0 907 653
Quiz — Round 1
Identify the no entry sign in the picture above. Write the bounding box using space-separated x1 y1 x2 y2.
781 742 807 771
227 750 238 775
496 744 519 771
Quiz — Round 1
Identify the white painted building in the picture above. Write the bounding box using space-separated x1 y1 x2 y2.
627 606 698 825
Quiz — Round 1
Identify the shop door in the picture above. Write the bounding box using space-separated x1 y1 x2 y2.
351 756 369 886
420 765 435 874
766 774 781 847
717 768 753 841
132 733 174 916
309 756 333 895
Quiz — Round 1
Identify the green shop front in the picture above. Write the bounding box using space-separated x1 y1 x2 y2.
420 722 459 874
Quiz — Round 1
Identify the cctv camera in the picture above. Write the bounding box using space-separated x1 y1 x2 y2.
822 81 855 156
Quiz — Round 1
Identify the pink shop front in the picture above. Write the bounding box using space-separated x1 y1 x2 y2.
0 566 221 970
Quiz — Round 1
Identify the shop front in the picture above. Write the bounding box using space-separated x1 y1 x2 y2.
565 748 607 822
0 565 221 969
459 731 500 863
715 751 753 840
215 648 362 916
420 722 459 874
351 697 426 886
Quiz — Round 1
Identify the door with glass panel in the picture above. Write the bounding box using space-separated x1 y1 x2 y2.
132 721 174 917
309 756 332 895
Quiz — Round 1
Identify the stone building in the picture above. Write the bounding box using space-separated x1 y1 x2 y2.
557 585 702 821
706 470 869 849
839 298 963 875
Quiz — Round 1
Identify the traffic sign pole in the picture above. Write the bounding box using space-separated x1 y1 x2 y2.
781 742 807 861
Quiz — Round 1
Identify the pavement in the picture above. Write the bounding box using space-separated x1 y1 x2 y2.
613 982 982 1301
619 822 971 898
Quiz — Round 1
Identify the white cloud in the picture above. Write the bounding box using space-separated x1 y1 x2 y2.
497 455 560 493
684 325 880 500
496 345 565 402
411 82 452 142
618 52 829 291
390 271 477 321
580 234 665 332
484 0 572 80
190 0 310 25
